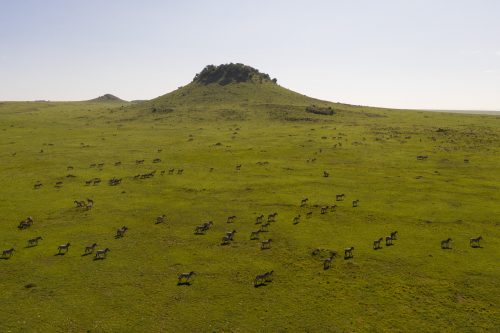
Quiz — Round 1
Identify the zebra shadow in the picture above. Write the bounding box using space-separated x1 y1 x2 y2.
253 282 268 288
177 282 192 286
471 245 483 249
81 252 92 257
54 252 67 256
24 245 37 249
0 257 11 260
93 257 106 261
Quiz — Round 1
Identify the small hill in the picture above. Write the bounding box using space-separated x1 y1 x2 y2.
89 94 127 103
136 63 333 114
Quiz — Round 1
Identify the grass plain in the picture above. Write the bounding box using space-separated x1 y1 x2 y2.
0 80 499 332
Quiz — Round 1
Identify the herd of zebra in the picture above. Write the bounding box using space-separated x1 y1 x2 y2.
5 182 487 288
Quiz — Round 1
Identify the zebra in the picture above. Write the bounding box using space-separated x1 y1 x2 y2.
300 198 309 207
95 248 110 258
250 230 261 240
155 214 166 224
74 200 86 208
136 159 145 164
293 215 301 224
168 168 175 175
177 169 183 175
226 230 237 241
27 236 43 247
2 248 15 258
321 206 328 214
323 171 329 177
114 161 121 166
58 243 71 254
336 194 345 201
373 237 383 250
260 223 270 232
261 239 272 250
236 164 242 171
177 271 196 285
306 211 313 219
441 238 452 249
385 236 393 246
352 200 359 207
323 252 338 270
391 231 398 240
18 217 34 229
116 226 129 238
255 214 264 224
85 243 98 253
344 247 354 259
470 236 483 248
194 221 213 234
227 215 236 223
267 213 277 223
254 270 274 287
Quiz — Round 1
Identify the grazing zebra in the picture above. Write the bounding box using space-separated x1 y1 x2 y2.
323 171 329 177
85 180 93 186
95 248 110 258
373 237 383 250
352 200 359 207
155 215 166 224
470 236 483 248
58 243 71 254
255 214 264 224
93 178 101 185
177 169 183 175
267 213 278 222
250 230 261 240
34 183 43 189
85 243 98 253
153 158 161 163
168 168 175 175
261 239 272 250
391 231 398 240
254 270 274 287
306 211 313 219
2 248 15 258
330 205 337 212
227 215 236 223
27 236 43 246
336 194 345 201
136 159 144 164
260 223 270 232
177 271 196 285
323 252 338 270
236 164 242 171
441 238 452 249
321 206 328 214
116 226 129 238
300 198 309 207
114 161 121 166
344 247 354 259
97 163 104 168
293 215 301 224
385 236 393 246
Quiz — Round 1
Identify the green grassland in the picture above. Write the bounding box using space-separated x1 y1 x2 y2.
0 75 499 332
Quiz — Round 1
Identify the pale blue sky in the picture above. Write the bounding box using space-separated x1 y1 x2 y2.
1 0 499 110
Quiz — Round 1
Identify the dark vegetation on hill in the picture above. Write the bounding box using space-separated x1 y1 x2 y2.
306 105 336 115
193 63 277 86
